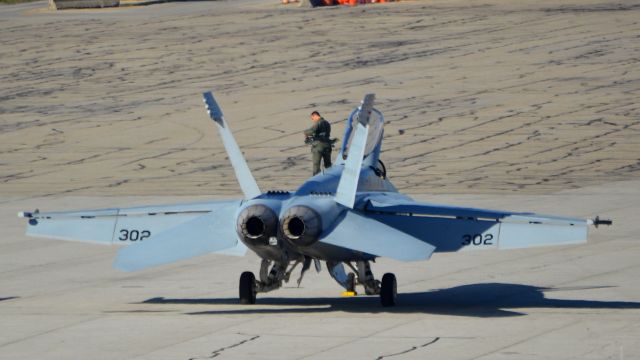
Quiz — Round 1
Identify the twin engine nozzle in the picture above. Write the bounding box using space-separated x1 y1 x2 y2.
280 206 322 247
236 204 323 248
236 204 278 247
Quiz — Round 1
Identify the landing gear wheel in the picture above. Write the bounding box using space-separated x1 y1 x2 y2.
239 271 257 305
380 273 397 307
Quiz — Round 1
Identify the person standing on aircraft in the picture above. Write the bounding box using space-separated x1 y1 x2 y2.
304 111 332 175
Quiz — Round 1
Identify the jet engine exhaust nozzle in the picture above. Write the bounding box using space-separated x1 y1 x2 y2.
236 204 278 247
281 206 322 247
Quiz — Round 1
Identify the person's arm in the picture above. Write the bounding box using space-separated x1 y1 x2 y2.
304 122 318 137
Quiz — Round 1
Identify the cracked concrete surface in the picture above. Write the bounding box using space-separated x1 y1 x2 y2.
1 0 639 198
1 0 639 359
1 182 639 359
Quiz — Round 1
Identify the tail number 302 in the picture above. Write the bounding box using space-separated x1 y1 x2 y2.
462 233 494 246
119 229 151 241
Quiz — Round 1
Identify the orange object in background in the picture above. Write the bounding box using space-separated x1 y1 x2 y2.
317 0 393 6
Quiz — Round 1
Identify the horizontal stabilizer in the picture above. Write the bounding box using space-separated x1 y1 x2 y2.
215 241 248 256
114 201 241 271
320 210 435 261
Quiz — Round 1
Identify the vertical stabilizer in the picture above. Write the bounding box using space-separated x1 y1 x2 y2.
335 94 375 208
203 91 261 199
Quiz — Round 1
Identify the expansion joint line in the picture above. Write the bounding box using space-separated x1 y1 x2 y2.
375 337 441 359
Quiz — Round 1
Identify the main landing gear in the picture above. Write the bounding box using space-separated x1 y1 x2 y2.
238 259 302 305
345 261 397 307
239 271 257 305
238 259 399 307
380 273 397 307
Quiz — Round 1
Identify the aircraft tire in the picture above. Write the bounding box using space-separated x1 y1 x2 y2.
380 273 397 307
239 271 256 304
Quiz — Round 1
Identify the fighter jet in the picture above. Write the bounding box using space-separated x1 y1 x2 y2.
18 92 612 307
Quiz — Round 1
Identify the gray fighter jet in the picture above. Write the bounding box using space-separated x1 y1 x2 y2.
18 93 612 306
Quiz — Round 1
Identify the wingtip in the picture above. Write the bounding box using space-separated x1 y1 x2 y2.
591 216 613 228
17 211 33 218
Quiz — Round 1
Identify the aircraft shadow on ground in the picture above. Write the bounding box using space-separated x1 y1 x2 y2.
141 283 640 317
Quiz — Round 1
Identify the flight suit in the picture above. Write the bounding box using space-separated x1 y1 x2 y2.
304 118 332 175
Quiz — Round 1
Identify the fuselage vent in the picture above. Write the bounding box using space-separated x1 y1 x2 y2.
266 190 291 195
310 191 334 196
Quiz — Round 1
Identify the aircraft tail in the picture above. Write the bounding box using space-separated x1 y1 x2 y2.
334 94 375 208
203 92 261 199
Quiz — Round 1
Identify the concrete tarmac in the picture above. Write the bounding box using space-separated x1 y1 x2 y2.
1 0 639 358
1 0 639 197
2 180 639 359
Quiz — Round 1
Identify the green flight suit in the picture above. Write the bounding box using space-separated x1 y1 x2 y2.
304 118 332 175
